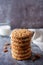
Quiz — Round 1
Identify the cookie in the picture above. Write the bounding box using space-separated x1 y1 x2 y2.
12 53 31 60
11 47 31 54
11 41 31 46
11 29 33 39
11 38 31 43
11 29 33 60
11 50 31 58
11 43 31 51
11 37 31 43
12 52 32 60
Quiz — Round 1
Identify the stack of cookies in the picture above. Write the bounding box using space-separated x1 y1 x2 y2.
11 29 34 60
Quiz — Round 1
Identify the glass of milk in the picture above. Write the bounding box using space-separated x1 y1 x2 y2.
0 20 11 36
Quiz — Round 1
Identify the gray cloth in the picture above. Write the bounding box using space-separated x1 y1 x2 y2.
0 36 43 65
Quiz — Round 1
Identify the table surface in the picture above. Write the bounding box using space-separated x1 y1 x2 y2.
0 36 43 65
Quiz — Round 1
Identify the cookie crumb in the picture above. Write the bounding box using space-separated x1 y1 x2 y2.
3 46 7 49
3 49 8 53
32 54 41 62
5 42 10 46
32 56 36 61
35 54 41 59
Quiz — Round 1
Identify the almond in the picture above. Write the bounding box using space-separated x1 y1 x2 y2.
3 49 8 53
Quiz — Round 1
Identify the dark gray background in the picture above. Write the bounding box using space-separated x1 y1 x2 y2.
0 0 43 28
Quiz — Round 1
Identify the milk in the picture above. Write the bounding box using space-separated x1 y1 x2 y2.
0 25 11 36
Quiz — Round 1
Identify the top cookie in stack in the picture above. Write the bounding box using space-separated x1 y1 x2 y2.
11 29 34 60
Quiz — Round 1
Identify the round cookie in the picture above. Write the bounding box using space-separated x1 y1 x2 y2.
11 29 33 39
11 47 31 54
11 37 31 43
12 54 31 60
11 43 31 50
11 38 31 44
11 51 32 60
11 50 31 58
11 41 31 46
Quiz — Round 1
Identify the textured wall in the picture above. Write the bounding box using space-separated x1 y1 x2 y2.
0 0 12 24
0 0 43 28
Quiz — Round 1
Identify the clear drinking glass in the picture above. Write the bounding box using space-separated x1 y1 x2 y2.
0 20 11 36
0 1 11 36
